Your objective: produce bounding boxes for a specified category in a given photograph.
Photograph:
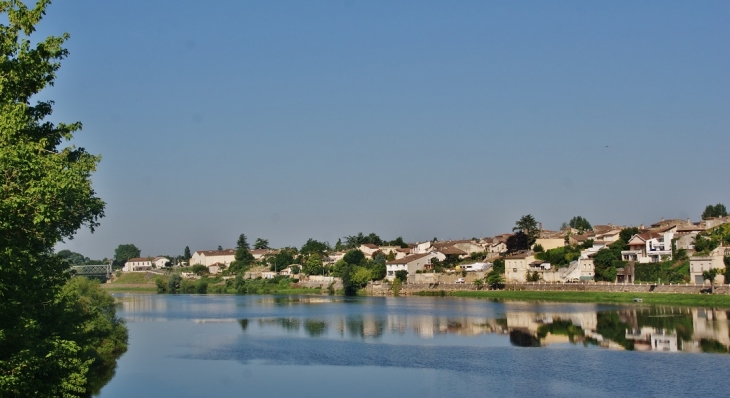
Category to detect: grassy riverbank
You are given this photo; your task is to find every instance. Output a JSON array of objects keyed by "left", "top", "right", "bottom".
[{"left": 437, "top": 290, "right": 730, "bottom": 308}]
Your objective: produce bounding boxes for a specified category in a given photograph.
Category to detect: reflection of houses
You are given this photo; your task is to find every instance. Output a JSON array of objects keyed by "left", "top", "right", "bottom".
[
  {"left": 505, "top": 311, "right": 598, "bottom": 346},
  {"left": 687, "top": 308, "right": 730, "bottom": 353},
  {"left": 625, "top": 326, "right": 678, "bottom": 352}
]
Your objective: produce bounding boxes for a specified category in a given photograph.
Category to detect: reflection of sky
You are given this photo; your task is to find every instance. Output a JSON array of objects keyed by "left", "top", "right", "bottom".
[{"left": 101, "top": 294, "right": 730, "bottom": 398}]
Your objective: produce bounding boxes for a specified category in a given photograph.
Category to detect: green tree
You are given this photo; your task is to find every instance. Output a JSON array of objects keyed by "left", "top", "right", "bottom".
[
  {"left": 485, "top": 270, "right": 505, "bottom": 289},
  {"left": 388, "top": 236, "right": 409, "bottom": 248},
  {"left": 619, "top": 227, "right": 640, "bottom": 246},
  {"left": 168, "top": 274, "right": 182, "bottom": 294},
  {"left": 114, "top": 244, "right": 141, "bottom": 265},
  {"left": 57, "top": 249, "right": 90, "bottom": 265},
  {"left": 702, "top": 203, "right": 728, "bottom": 220},
  {"left": 567, "top": 216, "right": 592, "bottom": 233},
  {"left": 302, "top": 254, "right": 325, "bottom": 276},
  {"left": 254, "top": 238, "right": 270, "bottom": 250},
  {"left": 492, "top": 258, "right": 505, "bottom": 273},
  {"left": 593, "top": 248, "right": 619, "bottom": 282},
  {"left": 184, "top": 246, "right": 191, "bottom": 260},
  {"left": 513, "top": 214, "right": 539, "bottom": 245},
  {"left": 343, "top": 249, "right": 366, "bottom": 266},
  {"left": 341, "top": 264, "right": 357, "bottom": 296},
  {"left": 0, "top": 2, "right": 112, "bottom": 394},
  {"left": 506, "top": 231, "right": 530, "bottom": 253},
  {"left": 394, "top": 270, "right": 409, "bottom": 282},
  {"left": 300, "top": 238, "right": 330, "bottom": 257},
  {"left": 702, "top": 269, "right": 720, "bottom": 293}
]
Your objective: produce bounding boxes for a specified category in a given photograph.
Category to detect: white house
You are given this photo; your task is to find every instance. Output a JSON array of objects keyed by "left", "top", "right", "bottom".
[
  {"left": 689, "top": 246, "right": 728, "bottom": 284},
  {"left": 505, "top": 253, "right": 536, "bottom": 282},
  {"left": 621, "top": 230, "right": 675, "bottom": 263},
  {"left": 385, "top": 253, "right": 441, "bottom": 281},
  {"left": 153, "top": 256, "right": 169, "bottom": 268},
  {"left": 123, "top": 257, "right": 153, "bottom": 272},
  {"left": 190, "top": 249, "right": 236, "bottom": 267}
]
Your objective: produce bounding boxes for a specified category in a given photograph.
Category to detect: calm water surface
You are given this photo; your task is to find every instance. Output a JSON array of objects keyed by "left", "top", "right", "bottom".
[{"left": 99, "top": 294, "right": 730, "bottom": 397}]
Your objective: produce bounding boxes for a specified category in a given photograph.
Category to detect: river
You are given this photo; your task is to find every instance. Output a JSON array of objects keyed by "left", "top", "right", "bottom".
[{"left": 98, "top": 294, "right": 730, "bottom": 397}]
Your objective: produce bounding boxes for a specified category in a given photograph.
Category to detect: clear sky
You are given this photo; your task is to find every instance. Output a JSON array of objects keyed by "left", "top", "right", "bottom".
[{"left": 44, "top": 0, "right": 729, "bottom": 259}]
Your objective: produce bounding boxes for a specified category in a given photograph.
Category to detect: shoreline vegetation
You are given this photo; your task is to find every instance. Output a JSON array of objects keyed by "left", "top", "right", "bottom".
[{"left": 105, "top": 273, "right": 730, "bottom": 308}]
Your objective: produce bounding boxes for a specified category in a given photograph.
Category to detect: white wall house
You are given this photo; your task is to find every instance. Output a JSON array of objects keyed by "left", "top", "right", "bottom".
[
  {"left": 123, "top": 257, "right": 153, "bottom": 272},
  {"left": 621, "top": 231, "right": 675, "bottom": 263},
  {"left": 385, "top": 253, "right": 440, "bottom": 281},
  {"left": 689, "top": 246, "right": 728, "bottom": 284},
  {"left": 153, "top": 256, "right": 169, "bottom": 268},
  {"left": 505, "top": 253, "right": 536, "bottom": 282},
  {"left": 190, "top": 249, "right": 236, "bottom": 267}
]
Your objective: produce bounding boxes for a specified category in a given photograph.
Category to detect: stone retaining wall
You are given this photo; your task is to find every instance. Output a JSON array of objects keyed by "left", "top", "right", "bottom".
[{"left": 365, "top": 281, "right": 730, "bottom": 296}]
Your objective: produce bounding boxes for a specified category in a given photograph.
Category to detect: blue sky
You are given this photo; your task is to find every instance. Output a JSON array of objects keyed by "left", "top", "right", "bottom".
[{"left": 44, "top": 1, "right": 729, "bottom": 259}]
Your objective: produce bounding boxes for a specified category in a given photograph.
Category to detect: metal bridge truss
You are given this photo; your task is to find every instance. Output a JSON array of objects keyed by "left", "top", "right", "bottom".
[{"left": 69, "top": 263, "right": 112, "bottom": 279}]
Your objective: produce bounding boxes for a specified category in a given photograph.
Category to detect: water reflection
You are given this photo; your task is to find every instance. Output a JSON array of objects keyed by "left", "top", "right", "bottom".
[{"left": 239, "top": 307, "right": 730, "bottom": 353}]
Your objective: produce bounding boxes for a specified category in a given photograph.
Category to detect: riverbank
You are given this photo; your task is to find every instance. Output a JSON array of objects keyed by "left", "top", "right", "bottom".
[{"left": 433, "top": 290, "right": 730, "bottom": 308}]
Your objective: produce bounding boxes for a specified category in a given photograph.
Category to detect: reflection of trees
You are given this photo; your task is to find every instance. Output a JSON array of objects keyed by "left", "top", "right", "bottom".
[
  {"left": 596, "top": 312, "right": 634, "bottom": 350},
  {"left": 346, "top": 315, "right": 364, "bottom": 338},
  {"left": 536, "top": 320, "right": 585, "bottom": 344},
  {"left": 304, "top": 319, "right": 327, "bottom": 337},
  {"left": 700, "top": 339, "right": 729, "bottom": 353},
  {"left": 634, "top": 307, "right": 693, "bottom": 342},
  {"left": 239, "top": 319, "right": 249, "bottom": 331},
  {"left": 509, "top": 329, "right": 540, "bottom": 347}
]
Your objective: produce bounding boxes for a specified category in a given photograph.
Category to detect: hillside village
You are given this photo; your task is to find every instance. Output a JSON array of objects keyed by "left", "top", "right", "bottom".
[{"left": 114, "top": 205, "right": 730, "bottom": 290}]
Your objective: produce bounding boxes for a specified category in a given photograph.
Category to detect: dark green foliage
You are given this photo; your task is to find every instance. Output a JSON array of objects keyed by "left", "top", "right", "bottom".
[
  {"left": 267, "top": 247, "right": 297, "bottom": 272},
  {"left": 513, "top": 214, "right": 539, "bottom": 245},
  {"left": 593, "top": 247, "right": 621, "bottom": 282},
  {"left": 634, "top": 260, "right": 689, "bottom": 283},
  {"left": 167, "top": 274, "right": 182, "bottom": 293},
  {"left": 581, "top": 239, "right": 595, "bottom": 249},
  {"left": 619, "top": 228, "right": 640, "bottom": 245},
  {"left": 485, "top": 270, "right": 505, "bottom": 289},
  {"left": 700, "top": 338, "right": 729, "bottom": 353},
  {"left": 184, "top": 246, "right": 191, "bottom": 260},
  {"left": 536, "top": 319, "right": 585, "bottom": 343},
  {"left": 342, "top": 232, "right": 383, "bottom": 249},
  {"left": 192, "top": 264, "right": 208, "bottom": 276},
  {"left": 57, "top": 249, "right": 91, "bottom": 265},
  {"left": 301, "top": 238, "right": 330, "bottom": 256},
  {"left": 254, "top": 238, "right": 270, "bottom": 250},
  {"left": 343, "top": 249, "right": 366, "bottom": 266},
  {"left": 236, "top": 234, "right": 250, "bottom": 250},
  {"left": 389, "top": 236, "right": 409, "bottom": 248},
  {"left": 567, "top": 216, "right": 592, "bottom": 232},
  {"left": 155, "top": 278, "right": 167, "bottom": 293},
  {"left": 341, "top": 264, "right": 357, "bottom": 296},
  {"left": 114, "top": 244, "right": 141, "bottom": 264},
  {"left": 506, "top": 231, "right": 530, "bottom": 253},
  {"left": 493, "top": 258, "right": 505, "bottom": 273},
  {"left": 533, "top": 244, "right": 544, "bottom": 253},
  {"left": 195, "top": 281, "right": 208, "bottom": 294},
  {"left": 526, "top": 271, "right": 541, "bottom": 282},
  {"left": 534, "top": 245, "right": 581, "bottom": 268},
  {"left": 394, "top": 270, "right": 409, "bottom": 282},
  {"left": 702, "top": 203, "right": 728, "bottom": 220},
  {"left": 594, "top": 312, "right": 634, "bottom": 350},
  {"left": 302, "top": 254, "right": 324, "bottom": 276}
]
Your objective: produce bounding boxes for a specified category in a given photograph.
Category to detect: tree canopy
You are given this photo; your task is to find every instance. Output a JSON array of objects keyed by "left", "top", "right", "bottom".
[
  {"left": 114, "top": 244, "right": 141, "bottom": 264},
  {"left": 0, "top": 2, "right": 124, "bottom": 394},
  {"left": 702, "top": 203, "right": 728, "bottom": 220},
  {"left": 567, "top": 216, "right": 592, "bottom": 232},
  {"left": 513, "top": 214, "right": 539, "bottom": 245},
  {"left": 254, "top": 238, "right": 270, "bottom": 250}
]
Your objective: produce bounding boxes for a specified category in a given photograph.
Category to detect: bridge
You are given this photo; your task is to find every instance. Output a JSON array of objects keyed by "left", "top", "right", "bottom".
[{"left": 69, "top": 263, "right": 113, "bottom": 280}]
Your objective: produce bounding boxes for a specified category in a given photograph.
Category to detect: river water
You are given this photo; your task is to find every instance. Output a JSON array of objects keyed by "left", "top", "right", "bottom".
[{"left": 99, "top": 294, "right": 730, "bottom": 397}]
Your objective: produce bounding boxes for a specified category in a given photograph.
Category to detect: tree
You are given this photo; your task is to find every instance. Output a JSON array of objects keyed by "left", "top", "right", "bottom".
[
  {"left": 513, "top": 214, "right": 539, "bottom": 245},
  {"left": 702, "top": 203, "right": 728, "bottom": 220},
  {"left": 702, "top": 269, "right": 720, "bottom": 293},
  {"left": 619, "top": 227, "right": 640, "bottom": 245},
  {"left": 394, "top": 270, "right": 409, "bottom": 283},
  {"left": 567, "top": 216, "right": 592, "bottom": 233},
  {"left": 593, "top": 248, "right": 619, "bottom": 282},
  {"left": 302, "top": 254, "right": 324, "bottom": 276},
  {"left": 485, "top": 270, "right": 505, "bottom": 289},
  {"left": 506, "top": 231, "right": 530, "bottom": 253},
  {"left": 343, "top": 249, "right": 366, "bottom": 266},
  {"left": 254, "top": 238, "right": 270, "bottom": 250},
  {"left": 57, "top": 249, "right": 90, "bottom": 265},
  {"left": 184, "top": 246, "right": 191, "bottom": 260},
  {"left": 389, "top": 236, "right": 409, "bottom": 248},
  {"left": 341, "top": 264, "right": 357, "bottom": 296},
  {"left": 114, "top": 244, "right": 141, "bottom": 265},
  {"left": 0, "top": 2, "right": 120, "bottom": 394},
  {"left": 300, "top": 238, "right": 330, "bottom": 257},
  {"left": 236, "top": 234, "right": 249, "bottom": 250},
  {"left": 217, "top": 245, "right": 223, "bottom": 250}
]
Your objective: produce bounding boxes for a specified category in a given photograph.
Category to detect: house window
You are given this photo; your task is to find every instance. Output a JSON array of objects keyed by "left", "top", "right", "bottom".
[{"left": 513, "top": 268, "right": 517, "bottom": 272}]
